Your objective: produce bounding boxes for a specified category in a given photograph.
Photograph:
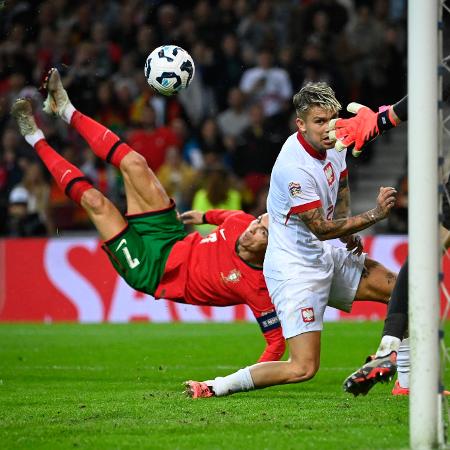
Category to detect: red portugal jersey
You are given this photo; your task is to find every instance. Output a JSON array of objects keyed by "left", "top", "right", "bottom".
[{"left": 154, "top": 210, "right": 285, "bottom": 362}]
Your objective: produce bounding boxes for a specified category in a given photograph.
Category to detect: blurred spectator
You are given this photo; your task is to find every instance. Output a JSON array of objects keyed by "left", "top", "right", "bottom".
[
  {"left": 127, "top": 104, "right": 181, "bottom": 173},
  {"left": 237, "top": 0, "right": 278, "bottom": 62},
  {"left": 307, "top": 10, "right": 334, "bottom": 58},
  {"left": 191, "top": 164, "right": 242, "bottom": 234},
  {"left": 192, "top": 0, "right": 218, "bottom": 45},
  {"left": 0, "top": 24, "right": 30, "bottom": 84},
  {"left": 0, "top": 95, "right": 10, "bottom": 131},
  {"left": 214, "top": 33, "right": 245, "bottom": 109},
  {"left": 95, "top": 80, "right": 129, "bottom": 135},
  {"left": 90, "top": 21, "right": 122, "bottom": 78},
  {"left": 173, "top": 13, "right": 197, "bottom": 51},
  {"left": 70, "top": 4, "right": 94, "bottom": 43},
  {"left": 113, "top": 5, "right": 146, "bottom": 54},
  {"left": 170, "top": 117, "right": 203, "bottom": 170},
  {"left": 4, "top": 73, "right": 27, "bottom": 105},
  {"left": 297, "top": 0, "right": 349, "bottom": 39},
  {"left": 0, "top": 128, "right": 27, "bottom": 233},
  {"left": 376, "top": 23, "right": 407, "bottom": 103},
  {"left": 233, "top": 104, "right": 277, "bottom": 181},
  {"left": 111, "top": 53, "right": 140, "bottom": 100},
  {"left": 1, "top": 128, "right": 27, "bottom": 191},
  {"left": 344, "top": 3, "right": 385, "bottom": 107},
  {"left": 34, "top": 26, "right": 57, "bottom": 82},
  {"left": 130, "top": 79, "right": 168, "bottom": 128},
  {"left": 217, "top": 87, "right": 250, "bottom": 142},
  {"left": 300, "top": 42, "right": 335, "bottom": 87},
  {"left": 215, "top": 0, "right": 240, "bottom": 37},
  {"left": 134, "top": 25, "right": 158, "bottom": 70},
  {"left": 197, "top": 117, "right": 227, "bottom": 166},
  {"left": 157, "top": 146, "right": 198, "bottom": 212},
  {"left": 239, "top": 49, "right": 293, "bottom": 117},
  {"left": 153, "top": 3, "right": 180, "bottom": 43},
  {"left": 6, "top": 160, "right": 52, "bottom": 237},
  {"left": 178, "top": 41, "right": 218, "bottom": 126}
]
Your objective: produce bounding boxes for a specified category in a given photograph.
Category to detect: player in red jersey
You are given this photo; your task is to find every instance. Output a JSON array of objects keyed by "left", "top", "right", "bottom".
[
  {"left": 164, "top": 208, "right": 285, "bottom": 363},
  {"left": 11, "top": 68, "right": 284, "bottom": 363}
]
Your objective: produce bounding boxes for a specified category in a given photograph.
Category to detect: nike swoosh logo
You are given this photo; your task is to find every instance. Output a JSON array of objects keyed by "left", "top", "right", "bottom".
[{"left": 60, "top": 169, "right": 72, "bottom": 183}]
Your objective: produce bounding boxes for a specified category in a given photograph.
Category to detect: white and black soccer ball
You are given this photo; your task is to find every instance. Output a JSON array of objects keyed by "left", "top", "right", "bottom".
[{"left": 144, "top": 45, "right": 195, "bottom": 96}]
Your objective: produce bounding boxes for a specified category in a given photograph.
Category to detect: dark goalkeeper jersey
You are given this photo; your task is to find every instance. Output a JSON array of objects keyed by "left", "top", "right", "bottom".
[{"left": 154, "top": 210, "right": 285, "bottom": 362}]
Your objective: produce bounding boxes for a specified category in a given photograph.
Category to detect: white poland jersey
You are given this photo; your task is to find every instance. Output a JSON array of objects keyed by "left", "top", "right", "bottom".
[{"left": 264, "top": 131, "right": 348, "bottom": 280}]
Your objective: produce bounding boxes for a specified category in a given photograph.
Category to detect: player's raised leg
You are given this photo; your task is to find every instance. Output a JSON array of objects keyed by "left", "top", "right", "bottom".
[
  {"left": 43, "top": 68, "right": 170, "bottom": 215},
  {"left": 11, "top": 98, "right": 126, "bottom": 241}
]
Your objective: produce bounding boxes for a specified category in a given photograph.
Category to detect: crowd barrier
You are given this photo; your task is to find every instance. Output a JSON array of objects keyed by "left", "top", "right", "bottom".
[{"left": 0, "top": 234, "right": 444, "bottom": 323}]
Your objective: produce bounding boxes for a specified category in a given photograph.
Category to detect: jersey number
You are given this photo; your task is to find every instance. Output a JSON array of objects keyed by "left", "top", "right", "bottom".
[
  {"left": 200, "top": 232, "right": 217, "bottom": 243},
  {"left": 116, "top": 238, "right": 140, "bottom": 269},
  {"left": 200, "top": 229, "right": 226, "bottom": 244}
]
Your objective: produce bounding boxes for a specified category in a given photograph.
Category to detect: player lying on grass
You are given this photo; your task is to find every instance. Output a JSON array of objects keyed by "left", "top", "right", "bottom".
[
  {"left": 329, "top": 96, "right": 450, "bottom": 396},
  {"left": 185, "top": 82, "right": 398, "bottom": 399},
  {"left": 11, "top": 68, "right": 285, "bottom": 363}
]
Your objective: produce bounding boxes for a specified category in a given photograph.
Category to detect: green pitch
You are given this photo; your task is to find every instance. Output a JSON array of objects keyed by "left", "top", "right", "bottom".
[{"left": 0, "top": 322, "right": 446, "bottom": 450}]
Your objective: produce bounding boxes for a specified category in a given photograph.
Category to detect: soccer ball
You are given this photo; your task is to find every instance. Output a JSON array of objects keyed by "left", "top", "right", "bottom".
[{"left": 144, "top": 45, "right": 195, "bottom": 96}]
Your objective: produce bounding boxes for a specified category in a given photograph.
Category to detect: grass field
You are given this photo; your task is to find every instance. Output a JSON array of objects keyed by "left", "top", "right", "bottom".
[{"left": 0, "top": 321, "right": 445, "bottom": 450}]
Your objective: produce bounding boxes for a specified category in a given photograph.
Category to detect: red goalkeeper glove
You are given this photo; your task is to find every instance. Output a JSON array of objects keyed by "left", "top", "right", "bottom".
[{"left": 328, "top": 102, "right": 398, "bottom": 157}]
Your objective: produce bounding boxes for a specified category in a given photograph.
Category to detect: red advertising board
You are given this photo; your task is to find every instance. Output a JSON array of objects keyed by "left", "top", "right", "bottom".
[{"left": 0, "top": 235, "right": 446, "bottom": 323}]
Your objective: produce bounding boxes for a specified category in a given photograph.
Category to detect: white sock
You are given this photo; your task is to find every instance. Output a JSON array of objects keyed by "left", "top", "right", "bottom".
[
  {"left": 61, "top": 103, "right": 76, "bottom": 124},
  {"left": 25, "top": 129, "right": 45, "bottom": 147},
  {"left": 376, "top": 335, "right": 401, "bottom": 358},
  {"left": 397, "top": 338, "right": 410, "bottom": 389},
  {"left": 207, "top": 367, "right": 255, "bottom": 397}
]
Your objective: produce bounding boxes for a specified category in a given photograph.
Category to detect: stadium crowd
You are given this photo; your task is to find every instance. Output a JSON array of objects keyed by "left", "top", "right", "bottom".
[{"left": 0, "top": 0, "right": 407, "bottom": 236}]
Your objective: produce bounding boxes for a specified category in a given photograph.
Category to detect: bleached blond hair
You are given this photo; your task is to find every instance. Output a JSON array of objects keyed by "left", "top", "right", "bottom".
[{"left": 293, "top": 82, "right": 341, "bottom": 119}]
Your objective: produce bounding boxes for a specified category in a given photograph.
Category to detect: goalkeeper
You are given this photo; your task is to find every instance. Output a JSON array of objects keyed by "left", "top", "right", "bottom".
[
  {"left": 329, "top": 96, "right": 450, "bottom": 396},
  {"left": 11, "top": 68, "right": 285, "bottom": 364}
]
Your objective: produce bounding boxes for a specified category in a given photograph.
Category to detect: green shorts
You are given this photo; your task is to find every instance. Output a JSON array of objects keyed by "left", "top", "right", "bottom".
[{"left": 102, "top": 205, "right": 187, "bottom": 295}]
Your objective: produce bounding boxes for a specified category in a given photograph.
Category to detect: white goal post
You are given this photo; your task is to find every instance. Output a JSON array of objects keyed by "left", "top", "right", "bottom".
[{"left": 408, "top": 0, "right": 441, "bottom": 448}]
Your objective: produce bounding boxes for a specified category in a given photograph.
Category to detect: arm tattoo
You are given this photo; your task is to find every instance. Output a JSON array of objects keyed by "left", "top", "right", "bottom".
[
  {"left": 334, "top": 177, "right": 351, "bottom": 219},
  {"left": 299, "top": 207, "right": 380, "bottom": 241}
]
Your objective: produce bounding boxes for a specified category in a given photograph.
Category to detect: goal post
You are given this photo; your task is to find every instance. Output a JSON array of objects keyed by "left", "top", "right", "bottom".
[{"left": 408, "top": 0, "right": 441, "bottom": 448}]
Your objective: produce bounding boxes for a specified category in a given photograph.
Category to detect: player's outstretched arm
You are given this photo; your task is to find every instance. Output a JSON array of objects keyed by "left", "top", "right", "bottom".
[
  {"left": 253, "top": 309, "right": 286, "bottom": 362},
  {"left": 299, "top": 187, "right": 397, "bottom": 241},
  {"left": 179, "top": 210, "right": 205, "bottom": 225},
  {"left": 180, "top": 209, "right": 242, "bottom": 226},
  {"left": 257, "top": 327, "right": 286, "bottom": 362},
  {"left": 328, "top": 96, "right": 406, "bottom": 156}
]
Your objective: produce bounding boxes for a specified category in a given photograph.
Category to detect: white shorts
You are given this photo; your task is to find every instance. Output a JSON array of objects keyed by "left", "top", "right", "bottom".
[{"left": 265, "top": 243, "right": 365, "bottom": 339}]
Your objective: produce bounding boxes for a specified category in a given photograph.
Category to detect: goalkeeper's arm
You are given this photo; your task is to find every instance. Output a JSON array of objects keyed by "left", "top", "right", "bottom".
[
  {"left": 392, "top": 95, "right": 407, "bottom": 122},
  {"left": 328, "top": 95, "right": 407, "bottom": 156}
]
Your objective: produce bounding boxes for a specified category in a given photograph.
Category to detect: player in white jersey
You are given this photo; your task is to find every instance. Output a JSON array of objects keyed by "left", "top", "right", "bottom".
[{"left": 185, "top": 82, "right": 398, "bottom": 399}]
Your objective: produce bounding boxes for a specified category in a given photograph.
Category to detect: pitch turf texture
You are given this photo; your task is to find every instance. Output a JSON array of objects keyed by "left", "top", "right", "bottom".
[{"left": 1, "top": 322, "right": 447, "bottom": 450}]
